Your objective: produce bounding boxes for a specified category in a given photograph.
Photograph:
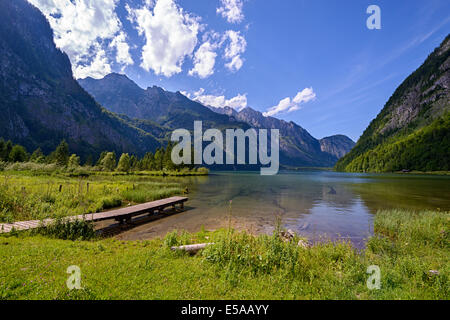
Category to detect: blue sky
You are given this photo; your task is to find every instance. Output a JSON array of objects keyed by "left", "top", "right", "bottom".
[{"left": 29, "top": 0, "right": 450, "bottom": 141}]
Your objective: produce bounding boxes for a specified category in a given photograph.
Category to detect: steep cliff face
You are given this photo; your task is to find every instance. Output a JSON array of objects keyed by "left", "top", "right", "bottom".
[
  {"left": 320, "top": 135, "right": 356, "bottom": 159},
  {"left": 336, "top": 35, "right": 450, "bottom": 172},
  {"left": 0, "top": 0, "right": 160, "bottom": 157}
]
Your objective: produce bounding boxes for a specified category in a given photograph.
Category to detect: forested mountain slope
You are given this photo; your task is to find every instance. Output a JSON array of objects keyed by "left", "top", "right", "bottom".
[
  {"left": 336, "top": 35, "right": 450, "bottom": 172},
  {"left": 0, "top": 0, "right": 160, "bottom": 159}
]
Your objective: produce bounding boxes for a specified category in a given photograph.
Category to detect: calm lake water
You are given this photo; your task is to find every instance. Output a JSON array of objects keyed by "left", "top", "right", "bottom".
[{"left": 116, "top": 171, "right": 450, "bottom": 247}]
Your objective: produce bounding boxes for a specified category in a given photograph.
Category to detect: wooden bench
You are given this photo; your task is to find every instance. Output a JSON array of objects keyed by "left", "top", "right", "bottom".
[{"left": 0, "top": 196, "right": 188, "bottom": 233}]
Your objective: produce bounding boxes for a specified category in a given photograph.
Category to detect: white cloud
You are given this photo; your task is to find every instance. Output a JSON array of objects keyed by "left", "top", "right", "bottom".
[
  {"left": 189, "top": 41, "right": 218, "bottom": 79},
  {"left": 263, "top": 88, "right": 316, "bottom": 117},
  {"left": 182, "top": 88, "right": 247, "bottom": 111},
  {"left": 28, "top": 0, "right": 133, "bottom": 79},
  {"left": 293, "top": 88, "right": 317, "bottom": 104},
  {"left": 75, "top": 46, "right": 112, "bottom": 79},
  {"left": 127, "top": 0, "right": 201, "bottom": 77},
  {"left": 223, "top": 30, "right": 247, "bottom": 72},
  {"left": 109, "top": 31, "right": 133, "bottom": 66},
  {"left": 217, "top": 0, "right": 244, "bottom": 24}
]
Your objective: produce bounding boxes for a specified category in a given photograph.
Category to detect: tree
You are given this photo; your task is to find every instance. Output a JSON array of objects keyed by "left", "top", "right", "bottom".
[
  {"left": 116, "top": 153, "right": 131, "bottom": 172},
  {"left": 100, "top": 152, "right": 116, "bottom": 171},
  {"left": 84, "top": 154, "right": 94, "bottom": 166},
  {"left": 30, "top": 148, "right": 45, "bottom": 163},
  {"left": 129, "top": 155, "right": 138, "bottom": 170},
  {"left": 163, "top": 141, "right": 175, "bottom": 170},
  {"left": 0, "top": 139, "right": 5, "bottom": 161},
  {"left": 96, "top": 151, "right": 107, "bottom": 166},
  {"left": 51, "top": 140, "right": 69, "bottom": 166},
  {"left": 154, "top": 148, "right": 163, "bottom": 171},
  {"left": 141, "top": 152, "right": 155, "bottom": 170},
  {"left": 9, "top": 145, "right": 28, "bottom": 162},
  {"left": 68, "top": 154, "right": 80, "bottom": 168},
  {"left": 0, "top": 140, "right": 13, "bottom": 162}
]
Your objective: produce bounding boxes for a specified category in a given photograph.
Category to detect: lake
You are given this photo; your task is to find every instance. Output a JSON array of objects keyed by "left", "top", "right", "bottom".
[{"left": 116, "top": 171, "right": 450, "bottom": 247}]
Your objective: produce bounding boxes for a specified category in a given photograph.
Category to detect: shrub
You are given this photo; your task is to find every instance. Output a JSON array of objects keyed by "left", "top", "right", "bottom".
[
  {"left": 203, "top": 228, "right": 303, "bottom": 275},
  {"left": 33, "top": 218, "right": 96, "bottom": 241},
  {"left": 95, "top": 196, "right": 122, "bottom": 212},
  {"left": 5, "top": 162, "right": 59, "bottom": 173},
  {"left": 163, "top": 230, "right": 193, "bottom": 249}
]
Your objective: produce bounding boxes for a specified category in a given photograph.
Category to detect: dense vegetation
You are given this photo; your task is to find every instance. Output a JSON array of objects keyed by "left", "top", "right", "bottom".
[
  {"left": 0, "top": 172, "right": 188, "bottom": 223},
  {"left": 0, "top": 209, "right": 448, "bottom": 299},
  {"left": 336, "top": 35, "right": 450, "bottom": 173},
  {"left": 337, "top": 113, "right": 450, "bottom": 172},
  {"left": 0, "top": 139, "right": 207, "bottom": 223},
  {"left": 0, "top": 138, "right": 204, "bottom": 173}
]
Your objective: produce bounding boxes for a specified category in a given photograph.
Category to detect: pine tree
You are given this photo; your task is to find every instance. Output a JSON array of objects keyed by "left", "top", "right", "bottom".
[
  {"left": 142, "top": 152, "right": 155, "bottom": 170},
  {"left": 0, "top": 140, "right": 13, "bottom": 162},
  {"left": 51, "top": 140, "right": 69, "bottom": 166},
  {"left": 163, "top": 141, "right": 175, "bottom": 170},
  {"left": 154, "top": 148, "right": 163, "bottom": 171},
  {"left": 0, "top": 139, "right": 5, "bottom": 161}
]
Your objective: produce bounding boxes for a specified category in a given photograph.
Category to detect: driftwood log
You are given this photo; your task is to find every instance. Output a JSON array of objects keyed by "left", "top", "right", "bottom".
[{"left": 171, "top": 243, "right": 214, "bottom": 253}]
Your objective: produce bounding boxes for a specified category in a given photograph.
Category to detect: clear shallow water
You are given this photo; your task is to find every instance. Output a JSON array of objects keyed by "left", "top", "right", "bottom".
[{"left": 116, "top": 171, "right": 450, "bottom": 247}]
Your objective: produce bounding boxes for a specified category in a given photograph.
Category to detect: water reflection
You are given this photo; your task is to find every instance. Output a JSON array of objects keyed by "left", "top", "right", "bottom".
[{"left": 116, "top": 171, "right": 450, "bottom": 247}]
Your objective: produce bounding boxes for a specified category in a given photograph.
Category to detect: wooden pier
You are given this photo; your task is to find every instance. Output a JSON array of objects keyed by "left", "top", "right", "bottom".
[{"left": 0, "top": 196, "right": 188, "bottom": 234}]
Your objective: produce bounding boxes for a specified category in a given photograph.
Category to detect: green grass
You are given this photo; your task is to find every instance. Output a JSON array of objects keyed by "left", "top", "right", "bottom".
[
  {"left": 0, "top": 209, "right": 448, "bottom": 300},
  {"left": 1, "top": 162, "right": 209, "bottom": 177},
  {"left": 0, "top": 171, "right": 185, "bottom": 223}
]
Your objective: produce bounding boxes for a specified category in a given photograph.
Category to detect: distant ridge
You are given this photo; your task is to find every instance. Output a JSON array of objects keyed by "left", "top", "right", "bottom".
[
  {"left": 209, "top": 105, "right": 355, "bottom": 166},
  {"left": 81, "top": 74, "right": 355, "bottom": 167}
]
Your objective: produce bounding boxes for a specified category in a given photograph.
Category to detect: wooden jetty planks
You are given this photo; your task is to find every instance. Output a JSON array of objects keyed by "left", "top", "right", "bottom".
[{"left": 0, "top": 196, "right": 188, "bottom": 233}]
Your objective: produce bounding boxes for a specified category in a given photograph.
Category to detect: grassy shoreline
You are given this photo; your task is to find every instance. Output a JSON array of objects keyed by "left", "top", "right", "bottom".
[
  {"left": 0, "top": 170, "right": 196, "bottom": 223},
  {"left": 0, "top": 209, "right": 448, "bottom": 300},
  {"left": 0, "top": 170, "right": 448, "bottom": 299}
]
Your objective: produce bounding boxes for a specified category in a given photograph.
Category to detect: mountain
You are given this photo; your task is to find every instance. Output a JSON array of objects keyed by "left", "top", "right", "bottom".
[
  {"left": 319, "top": 135, "right": 356, "bottom": 159},
  {"left": 0, "top": 0, "right": 161, "bottom": 158},
  {"left": 81, "top": 74, "right": 355, "bottom": 167},
  {"left": 79, "top": 73, "right": 246, "bottom": 132},
  {"left": 210, "top": 106, "right": 355, "bottom": 166},
  {"left": 336, "top": 35, "right": 450, "bottom": 172}
]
